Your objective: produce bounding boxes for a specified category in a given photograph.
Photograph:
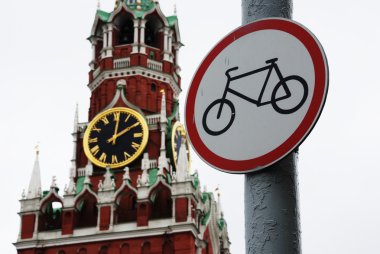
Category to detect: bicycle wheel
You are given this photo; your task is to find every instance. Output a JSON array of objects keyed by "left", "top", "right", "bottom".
[
  {"left": 271, "top": 75, "right": 308, "bottom": 114},
  {"left": 202, "top": 99, "right": 235, "bottom": 136}
]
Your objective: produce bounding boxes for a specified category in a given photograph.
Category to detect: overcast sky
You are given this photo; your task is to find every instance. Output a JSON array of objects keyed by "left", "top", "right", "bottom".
[{"left": 1, "top": 0, "right": 380, "bottom": 253}]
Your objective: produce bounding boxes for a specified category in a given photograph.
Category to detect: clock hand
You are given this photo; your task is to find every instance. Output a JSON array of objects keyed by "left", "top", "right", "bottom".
[
  {"left": 112, "top": 115, "right": 120, "bottom": 145},
  {"left": 107, "top": 122, "right": 139, "bottom": 143}
]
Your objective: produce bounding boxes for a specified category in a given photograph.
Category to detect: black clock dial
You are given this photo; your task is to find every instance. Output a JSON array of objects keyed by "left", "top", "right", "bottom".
[{"left": 83, "top": 108, "right": 148, "bottom": 168}]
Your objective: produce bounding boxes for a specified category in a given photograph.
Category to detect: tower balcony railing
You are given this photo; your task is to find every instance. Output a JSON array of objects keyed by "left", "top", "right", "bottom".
[
  {"left": 147, "top": 59, "right": 162, "bottom": 72},
  {"left": 149, "top": 159, "right": 158, "bottom": 168},
  {"left": 146, "top": 114, "right": 161, "bottom": 125},
  {"left": 114, "top": 57, "right": 131, "bottom": 69}
]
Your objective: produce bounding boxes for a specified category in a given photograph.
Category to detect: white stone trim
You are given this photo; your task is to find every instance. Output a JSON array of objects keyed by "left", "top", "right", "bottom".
[
  {"left": 15, "top": 221, "right": 198, "bottom": 250},
  {"left": 87, "top": 66, "right": 181, "bottom": 99},
  {"left": 114, "top": 57, "right": 131, "bottom": 69},
  {"left": 147, "top": 58, "right": 162, "bottom": 71},
  {"left": 139, "top": 19, "right": 147, "bottom": 54}
]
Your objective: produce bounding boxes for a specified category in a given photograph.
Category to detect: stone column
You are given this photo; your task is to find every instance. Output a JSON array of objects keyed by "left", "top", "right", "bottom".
[
  {"left": 139, "top": 19, "right": 147, "bottom": 54},
  {"left": 163, "top": 27, "right": 170, "bottom": 61},
  {"left": 102, "top": 24, "right": 108, "bottom": 58},
  {"left": 132, "top": 19, "right": 139, "bottom": 53}
]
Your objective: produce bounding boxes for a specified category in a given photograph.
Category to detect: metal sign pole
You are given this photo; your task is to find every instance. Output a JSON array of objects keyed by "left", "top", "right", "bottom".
[{"left": 242, "top": 1, "right": 302, "bottom": 253}]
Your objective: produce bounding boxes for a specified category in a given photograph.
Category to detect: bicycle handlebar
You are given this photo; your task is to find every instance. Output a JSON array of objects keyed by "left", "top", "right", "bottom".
[
  {"left": 265, "top": 58, "right": 278, "bottom": 64},
  {"left": 225, "top": 67, "right": 239, "bottom": 77}
]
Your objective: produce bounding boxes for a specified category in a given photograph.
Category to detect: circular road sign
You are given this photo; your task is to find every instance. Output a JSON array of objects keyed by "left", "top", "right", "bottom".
[{"left": 185, "top": 18, "right": 328, "bottom": 174}]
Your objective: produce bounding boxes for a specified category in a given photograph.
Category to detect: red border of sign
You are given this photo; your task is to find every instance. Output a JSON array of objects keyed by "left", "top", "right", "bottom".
[{"left": 185, "top": 18, "right": 328, "bottom": 173}]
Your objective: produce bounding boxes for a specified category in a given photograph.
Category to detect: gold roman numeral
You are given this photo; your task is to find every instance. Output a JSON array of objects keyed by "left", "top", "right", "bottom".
[
  {"left": 124, "top": 152, "right": 131, "bottom": 160},
  {"left": 124, "top": 113, "right": 131, "bottom": 123},
  {"left": 101, "top": 116, "right": 109, "bottom": 125},
  {"left": 90, "top": 145, "right": 100, "bottom": 156},
  {"left": 113, "top": 112, "right": 120, "bottom": 122},
  {"left": 112, "top": 155, "right": 118, "bottom": 164},
  {"left": 89, "top": 137, "right": 98, "bottom": 143},
  {"left": 134, "top": 132, "right": 143, "bottom": 138},
  {"left": 92, "top": 126, "right": 101, "bottom": 133},
  {"left": 131, "top": 142, "right": 140, "bottom": 150},
  {"left": 99, "top": 152, "right": 107, "bottom": 162}
]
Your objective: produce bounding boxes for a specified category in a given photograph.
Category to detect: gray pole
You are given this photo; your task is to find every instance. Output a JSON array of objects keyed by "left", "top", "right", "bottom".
[{"left": 242, "top": 1, "right": 301, "bottom": 254}]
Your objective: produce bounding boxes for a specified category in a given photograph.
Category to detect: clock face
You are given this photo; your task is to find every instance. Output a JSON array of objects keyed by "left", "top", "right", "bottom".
[
  {"left": 83, "top": 107, "right": 149, "bottom": 168},
  {"left": 171, "top": 122, "right": 190, "bottom": 170}
]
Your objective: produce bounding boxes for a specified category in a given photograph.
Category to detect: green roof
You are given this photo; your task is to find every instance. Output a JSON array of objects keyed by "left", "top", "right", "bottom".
[
  {"left": 96, "top": 2, "right": 178, "bottom": 27},
  {"left": 122, "top": 0, "right": 156, "bottom": 18},
  {"left": 192, "top": 173, "right": 199, "bottom": 189},
  {"left": 218, "top": 218, "right": 226, "bottom": 230},
  {"left": 97, "top": 9, "right": 111, "bottom": 22},
  {"left": 201, "top": 192, "right": 212, "bottom": 225},
  {"left": 166, "top": 16, "right": 178, "bottom": 27},
  {"left": 149, "top": 168, "right": 159, "bottom": 186},
  {"left": 148, "top": 168, "right": 172, "bottom": 186},
  {"left": 76, "top": 176, "right": 85, "bottom": 194}
]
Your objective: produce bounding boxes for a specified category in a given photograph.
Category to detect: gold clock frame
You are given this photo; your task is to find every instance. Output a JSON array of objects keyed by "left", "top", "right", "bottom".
[
  {"left": 170, "top": 121, "right": 191, "bottom": 170},
  {"left": 83, "top": 107, "right": 149, "bottom": 169}
]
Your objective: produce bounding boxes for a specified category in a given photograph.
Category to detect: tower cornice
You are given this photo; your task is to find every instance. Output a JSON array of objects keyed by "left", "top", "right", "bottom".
[{"left": 88, "top": 66, "right": 181, "bottom": 99}]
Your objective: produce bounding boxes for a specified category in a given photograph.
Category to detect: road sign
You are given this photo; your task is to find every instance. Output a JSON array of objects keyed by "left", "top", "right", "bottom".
[{"left": 185, "top": 18, "right": 328, "bottom": 173}]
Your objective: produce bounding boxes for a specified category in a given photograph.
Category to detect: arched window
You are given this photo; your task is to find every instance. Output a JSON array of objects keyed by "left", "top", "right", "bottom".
[
  {"left": 150, "top": 186, "right": 172, "bottom": 219},
  {"left": 149, "top": 51, "right": 155, "bottom": 60},
  {"left": 151, "top": 83, "right": 156, "bottom": 92},
  {"left": 75, "top": 192, "right": 98, "bottom": 228},
  {"left": 115, "top": 14, "right": 134, "bottom": 45},
  {"left": 39, "top": 200, "right": 63, "bottom": 231},
  {"left": 115, "top": 190, "right": 137, "bottom": 223},
  {"left": 145, "top": 15, "right": 163, "bottom": 48},
  {"left": 99, "top": 245, "right": 108, "bottom": 254},
  {"left": 142, "top": 242, "right": 151, "bottom": 254},
  {"left": 119, "top": 20, "right": 134, "bottom": 44}
]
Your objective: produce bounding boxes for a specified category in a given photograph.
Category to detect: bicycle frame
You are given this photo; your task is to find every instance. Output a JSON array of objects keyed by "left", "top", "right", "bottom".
[{"left": 216, "top": 58, "right": 291, "bottom": 118}]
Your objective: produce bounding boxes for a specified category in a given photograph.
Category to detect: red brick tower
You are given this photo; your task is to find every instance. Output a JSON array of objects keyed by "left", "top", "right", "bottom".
[{"left": 15, "top": 1, "right": 231, "bottom": 253}]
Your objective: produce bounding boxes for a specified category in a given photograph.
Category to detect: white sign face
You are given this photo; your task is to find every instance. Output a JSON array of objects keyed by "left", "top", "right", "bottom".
[{"left": 185, "top": 18, "right": 328, "bottom": 173}]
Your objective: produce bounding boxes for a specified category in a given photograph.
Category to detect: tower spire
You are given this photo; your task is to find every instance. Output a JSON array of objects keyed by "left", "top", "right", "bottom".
[
  {"left": 114, "top": 0, "right": 119, "bottom": 10},
  {"left": 158, "top": 90, "right": 169, "bottom": 174},
  {"left": 176, "top": 137, "right": 189, "bottom": 182},
  {"left": 68, "top": 104, "right": 78, "bottom": 194},
  {"left": 27, "top": 146, "right": 42, "bottom": 199},
  {"left": 216, "top": 187, "right": 223, "bottom": 219},
  {"left": 73, "top": 103, "right": 79, "bottom": 133}
]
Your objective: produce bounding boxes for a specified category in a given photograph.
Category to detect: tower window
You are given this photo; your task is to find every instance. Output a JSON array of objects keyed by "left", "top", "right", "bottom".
[
  {"left": 115, "top": 15, "right": 134, "bottom": 45},
  {"left": 151, "top": 84, "right": 156, "bottom": 92},
  {"left": 99, "top": 246, "right": 108, "bottom": 254},
  {"left": 150, "top": 51, "right": 155, "bottom": 60}
]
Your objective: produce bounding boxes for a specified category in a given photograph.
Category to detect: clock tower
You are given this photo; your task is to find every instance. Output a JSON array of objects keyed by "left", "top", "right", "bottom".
[{"left": 15, "top": 1, "right": 231, "bottom": 253}]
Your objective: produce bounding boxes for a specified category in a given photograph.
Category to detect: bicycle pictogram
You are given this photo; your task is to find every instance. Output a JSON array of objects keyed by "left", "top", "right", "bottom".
[{"left": 202, "top": 58, "right": 309, "bottom": 136}]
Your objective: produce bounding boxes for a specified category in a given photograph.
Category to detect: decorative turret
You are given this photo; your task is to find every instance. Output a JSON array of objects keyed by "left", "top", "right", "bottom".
[
  {"left": 158, "top": 89, "right": 169, "bottom": 174},
  {"left": 26, "top": 147, "right": 42, "bottom": 199},
  {"left": 176, "top": 137, "right": 190, "bottom": 182}
]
